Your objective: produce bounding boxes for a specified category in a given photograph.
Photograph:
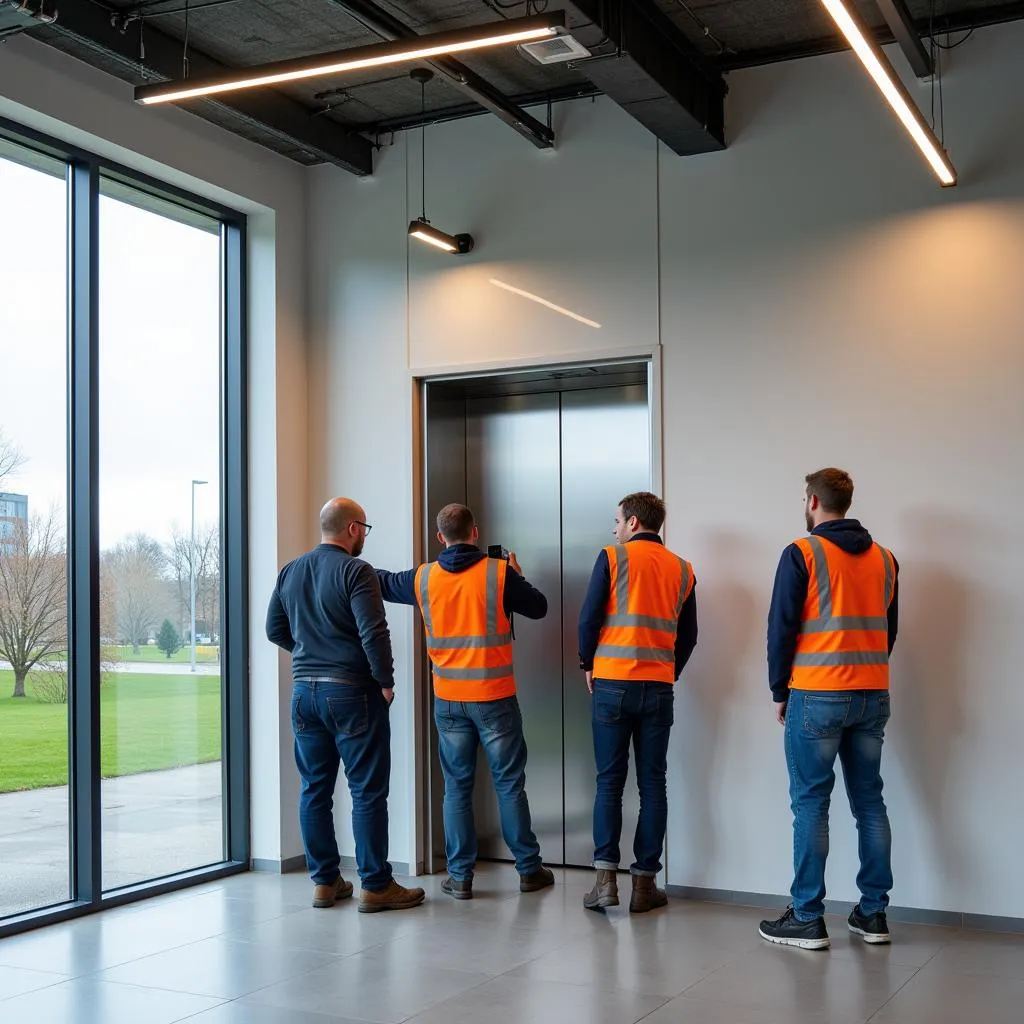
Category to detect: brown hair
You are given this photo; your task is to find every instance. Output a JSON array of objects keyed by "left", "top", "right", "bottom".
[
  {"left": 620, "top": 491, "right": 666, "bottom": 533},
  {"left": 436, "top": 503, "right": 476, "bottom": 543},
  {"left": 805, "top": 468, "right": 854, "bottom": 515}
]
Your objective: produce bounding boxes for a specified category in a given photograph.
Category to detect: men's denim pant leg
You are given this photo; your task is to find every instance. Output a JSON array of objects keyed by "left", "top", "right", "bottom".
[
  {"left": 592, "top": 679, "right": 674, "bottom": 877},
  {"left": 435, "top": 696, "right": 542, "bottom": 880},
  {"left": 292, "top": 679, "right": 393, "bottom": 892},
  {"left": 786, "top": 688, "right": 892, "bottom": 921}
]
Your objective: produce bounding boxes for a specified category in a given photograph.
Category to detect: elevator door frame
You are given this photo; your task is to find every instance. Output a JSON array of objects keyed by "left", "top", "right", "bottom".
[{"left": 411, "top": 351, "right": 664, "bottom": 877}]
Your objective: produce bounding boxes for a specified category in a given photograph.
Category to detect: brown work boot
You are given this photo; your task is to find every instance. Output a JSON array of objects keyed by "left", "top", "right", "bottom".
[
  {"left": 519, "top": 865, "right": 555, "bottom": 893},
  {"left": 312, "top": 875, "right": 353, "bottom": 908},
  {"left": 630, "top": 874, "right": 668, "bottom": 914},
  {"left": 358, "top": 879, "right": 426, "bottom": 913},
  {"left": 583, "top": 869, "right": 619, "bottom": 911}
]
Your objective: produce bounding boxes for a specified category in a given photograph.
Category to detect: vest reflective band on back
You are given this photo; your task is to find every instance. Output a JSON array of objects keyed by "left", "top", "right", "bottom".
[
  {"left": 414, "top": 557, "right": 515, "bottom": 702},
  {"left": 790, "top": 536, "right": 895, "bottom": 693},
  {"left": 593, "top": 541, "right": 693, "bottom": 684}
]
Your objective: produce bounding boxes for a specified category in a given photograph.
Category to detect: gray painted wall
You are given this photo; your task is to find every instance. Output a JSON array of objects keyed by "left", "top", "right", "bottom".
[{"left": 307, "top": 23, "right": 1024, "bottom": 917}]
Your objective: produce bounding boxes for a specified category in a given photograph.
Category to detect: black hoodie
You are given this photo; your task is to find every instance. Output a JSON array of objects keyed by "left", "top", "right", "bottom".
[{"left": 767, "top": 519, "right": 899, "bottom": 703}]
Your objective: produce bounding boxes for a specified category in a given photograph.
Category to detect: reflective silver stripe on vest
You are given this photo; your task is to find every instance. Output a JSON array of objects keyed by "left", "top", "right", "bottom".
[
  {"left": 807, "top": 536, "right": 833, "bottom": 619},
  {"left": 604, "top": 613, "right": 677, "bottom": 632},
  {"left": 486, "top": 556, "right": 499, "bottom": 637},
  {"left": 595, "top": 644, "right": 674, "bottom": 664},
  {"left": 800, "top": 616, "right": 889, "bottom": 634},
  {"left": 792, "top": 650, "right": 888, "bottom": 667},
  {"left": 675, "top": 557, "right": 691, "bottom": 617},
  {"left": 881, "top": 545, "right": 894, "bottom": 608},
  {"left": 431, "top": 664, "right": 513, "bottom": 681},
  {"left": 427, "top": 633, "right": 513, "bottom": 650},
  {"left": 613, "top": 545, "right": 630, "bottom": 613},
  {"left": 418, "top": 564, "right": 434, "bottom": 638}
]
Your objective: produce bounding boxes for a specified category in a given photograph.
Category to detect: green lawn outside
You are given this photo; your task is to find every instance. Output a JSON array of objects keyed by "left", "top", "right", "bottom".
[
  {"left": 0, "top": 671, "right": 222, "bottom": 793},
  {"left": 110, "top": 645, "right": 220, "bottom": 664}
]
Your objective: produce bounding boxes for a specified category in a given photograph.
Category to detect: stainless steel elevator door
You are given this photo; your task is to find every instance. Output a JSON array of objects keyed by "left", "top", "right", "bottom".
[
  {"left": 455, "top": 383, "right": 651, "bottom": 868},
  {"left": 560, "top": 385, "right": 651, "bottom": 866},
  {"left": 465, "top": 393, "right": 564, "bottom": 862}
]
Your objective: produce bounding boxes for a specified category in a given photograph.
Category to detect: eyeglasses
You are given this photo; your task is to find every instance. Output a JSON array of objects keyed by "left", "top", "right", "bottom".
[{"left": 355, "top": 521, "right": 373, "bottom": 533}]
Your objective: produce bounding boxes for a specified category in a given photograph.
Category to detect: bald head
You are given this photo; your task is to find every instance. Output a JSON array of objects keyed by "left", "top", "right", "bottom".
[{"left": 320, "top": 497, "right": 367, "bottom": 552}]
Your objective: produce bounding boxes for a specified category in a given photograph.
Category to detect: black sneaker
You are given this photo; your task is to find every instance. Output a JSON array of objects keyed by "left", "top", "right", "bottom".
[
  {"left": 848, "top": 904, "right": 890, "bottom": 944},
  {"left": 759, "top": 906, "right": 831, "bottom": 949},
  {"left": 441, "top": 876, "right": 473, "bottom": 901}
]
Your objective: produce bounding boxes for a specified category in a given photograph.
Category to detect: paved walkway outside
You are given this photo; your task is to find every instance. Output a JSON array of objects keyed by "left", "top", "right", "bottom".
[
  {"left": 0, "top": 763, "right": 223, "bottom": 919},
  {"left": 0, "top": 660, "right": 220, "bottom": 677}
]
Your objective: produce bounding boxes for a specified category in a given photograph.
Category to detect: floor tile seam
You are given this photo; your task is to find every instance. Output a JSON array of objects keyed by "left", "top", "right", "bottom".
[
  {"left": 119, "top": 947, "right": 360, "bottom": 1003},
  {"left": 0, "top": 973, "right": 75, "bottom": 1003},
  {"left": 622, "top": 994, "right": 676, "bottom": 1024},
  {"left": 395, "top": 969, "right": 583, "bottom": 1024},
  {"left": 859, "top": 960, "right": 927, "bottom": 1023},
  {"left": 0, "top": 962, "right": 74, "bottom": 980}
]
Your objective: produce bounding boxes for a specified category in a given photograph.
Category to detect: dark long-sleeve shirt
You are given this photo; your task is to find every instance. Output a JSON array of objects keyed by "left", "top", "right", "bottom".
[
  {"left": 376, "top": 543, "right": 548, "bottom": 619},
  {"left": 266, "top": 543, "right": 394, "bottom": 688},
  {"left": 577, "top": 533, "right": 698, "bottom": 680},
  {"left": 767, "top": 519, "right": 899, "bottom": 703}
]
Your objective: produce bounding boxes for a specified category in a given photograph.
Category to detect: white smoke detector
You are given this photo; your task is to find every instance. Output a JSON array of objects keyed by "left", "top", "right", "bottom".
[{"left": 519, "top": 33, "right": 591, "bottom": 65}]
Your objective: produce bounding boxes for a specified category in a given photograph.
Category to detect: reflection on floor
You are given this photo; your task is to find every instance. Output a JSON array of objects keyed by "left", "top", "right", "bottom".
[{"left": 0, "top": 863, "right": 1022, "bottom": 1023}]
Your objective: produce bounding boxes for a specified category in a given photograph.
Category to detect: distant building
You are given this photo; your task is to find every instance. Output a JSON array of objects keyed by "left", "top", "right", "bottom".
[{"left": 0, "top": 492, "right": 28, "bottom": 555}]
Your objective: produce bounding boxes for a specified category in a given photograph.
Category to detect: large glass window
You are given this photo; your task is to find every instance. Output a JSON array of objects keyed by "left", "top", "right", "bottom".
[
  {"left": 98, "top": 182, "right": 224, "bottom": 890},
  {"left": 0, "top": 142, "right": 70, "bottom": 918},
  {"left": 0, "top": 122, "right": 247, "bottom": 933}
]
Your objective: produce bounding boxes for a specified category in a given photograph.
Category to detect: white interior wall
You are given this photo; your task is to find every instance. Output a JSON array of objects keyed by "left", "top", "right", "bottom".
[
  {"left": 308, "top": 23, "right": 1024, "bottom": 917},
  {"left": 0, "top": 36, "right": 309, "bottom": 868}
]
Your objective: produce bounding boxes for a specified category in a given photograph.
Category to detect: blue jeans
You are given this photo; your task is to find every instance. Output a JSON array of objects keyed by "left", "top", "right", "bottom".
[
  {"left": 291, "top": 679, "right": 393, "bottom": 892},
  {"left": 592, "top": 678, "right": 674, "bottom": 876},
  {"left": 785, "top": 688, "right": 893, "bottom": 921},
  {"left": 434, "top": 695, "right": 542, "bottom": 881}
]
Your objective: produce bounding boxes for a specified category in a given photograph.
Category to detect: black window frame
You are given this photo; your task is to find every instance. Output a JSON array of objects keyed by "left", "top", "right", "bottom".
[{"left": 0, "top": 114, "right": 249, "bottom": 937}]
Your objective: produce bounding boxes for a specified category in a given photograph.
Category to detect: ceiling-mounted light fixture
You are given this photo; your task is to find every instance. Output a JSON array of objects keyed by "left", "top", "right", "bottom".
[
  {"left": 407, "top": 68, "right": 474, "bottom": 256},
  {"left": 821, "top": 0, "right": 956, "bottom": 186},
  {"left": 135, "top": 11, "right": 564, "bottom": 105},
  {"left": 409, "top": 219, "right": 475, "bottom": 254}
]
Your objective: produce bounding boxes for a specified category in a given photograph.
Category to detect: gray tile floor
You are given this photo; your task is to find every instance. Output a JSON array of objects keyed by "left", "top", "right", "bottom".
[{"left": 0, "top": 864, "right": 1021, "bottom": 1024}]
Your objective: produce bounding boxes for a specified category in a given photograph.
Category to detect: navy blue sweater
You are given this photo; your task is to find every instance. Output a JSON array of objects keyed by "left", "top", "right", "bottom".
[
  {"left": 266, "top": 543, "right": 394, "bottom": 688},
  {"left": 376, "top": 544, "right": 548, "bottom": 619},
  {"left": 767, "top": 519, "right": 899, "bottom": 703},
  {"left": 577, "top": 533, "right": 698, "bottom": 680}
]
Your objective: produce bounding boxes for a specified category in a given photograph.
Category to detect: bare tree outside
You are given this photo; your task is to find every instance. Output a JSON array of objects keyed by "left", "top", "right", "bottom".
[
  {"left": 102, "top": 533, "right": 168, "bottom": 653},
  {"left": 167, "top": 522, "right": 220, "bottom": 640},
  {"left": 0, "top": 509, "right": 66, "bottom": 698},
  {"left": 0, "top": 429, "right": 24, "bottom": 488}
]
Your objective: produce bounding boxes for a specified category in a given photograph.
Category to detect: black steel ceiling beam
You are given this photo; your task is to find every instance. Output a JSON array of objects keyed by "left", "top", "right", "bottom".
[
  {"left": 326, "top": 0, "right": 554, "bottom": 149},
  {"left": 35, "top": 1, "right": 373, "bottom": 174},
  {"left": 562, "top": 0, "right": 726, "bottom": 155},
  {"left": 875, "top": 0, "right": 933, "bottom": 78},
  {"left": 721, "top": 2, "right": 1024, "bottom": 71},
  {"left": 361, "top": 83, "right": 600, "bottom": 135}
]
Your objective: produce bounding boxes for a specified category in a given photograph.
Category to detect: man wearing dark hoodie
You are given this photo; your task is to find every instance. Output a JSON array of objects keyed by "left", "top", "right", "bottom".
[
  {"left": 759, "top": 468, "right": 899, "bottom": 950},
  {"left": 376, "top": 503, "right": 554, "bottom": 899}
]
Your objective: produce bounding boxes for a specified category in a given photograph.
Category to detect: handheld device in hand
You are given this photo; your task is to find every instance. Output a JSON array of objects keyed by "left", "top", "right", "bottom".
[{"left": 487, "top": 544, "right": 509, "bottom": 561}]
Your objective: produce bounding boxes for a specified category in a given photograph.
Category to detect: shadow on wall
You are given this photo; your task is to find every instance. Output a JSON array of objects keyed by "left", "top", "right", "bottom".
[
  {"left": 671, "top": 530, "right": 761, "bottom": 883},
  {"left": 889, "top": 510, "right": 970, "bottom": 896}
]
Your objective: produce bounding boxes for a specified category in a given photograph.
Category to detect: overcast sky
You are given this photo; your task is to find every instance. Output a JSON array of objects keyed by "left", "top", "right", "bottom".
[{"left": 0, "top": 151, "right": 221, "bottom": 550}]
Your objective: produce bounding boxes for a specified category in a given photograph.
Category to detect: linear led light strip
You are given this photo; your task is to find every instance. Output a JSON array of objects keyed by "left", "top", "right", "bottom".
[
  {"left": 822, "top": 0, "right": 956, "bottom": 186},
  {"left": 490, "top": 278, "right": 602, "bottom": 329},
  {"left": 135, "top": 13, "right": 564, "bottom": 105},
  {"left": 411, "top": 227, "right": 458, "bottom": 253}
]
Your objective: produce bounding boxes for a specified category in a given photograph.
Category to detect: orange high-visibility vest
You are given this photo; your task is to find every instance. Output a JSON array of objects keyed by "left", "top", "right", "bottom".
[
  {"left": 790, "top": 536, "right": 896, "bottom": 692},
  {"left": 592, "top": 541, "right": 694, "bottom": 684},
  {"left": 414, "top": 558, "right": 515, "bottom": 702}
]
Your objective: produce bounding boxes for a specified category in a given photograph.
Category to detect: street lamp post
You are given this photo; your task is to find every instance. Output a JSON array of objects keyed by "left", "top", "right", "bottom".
[{"left": 190, "top": 479, "right": 208, "bottom": 673}]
